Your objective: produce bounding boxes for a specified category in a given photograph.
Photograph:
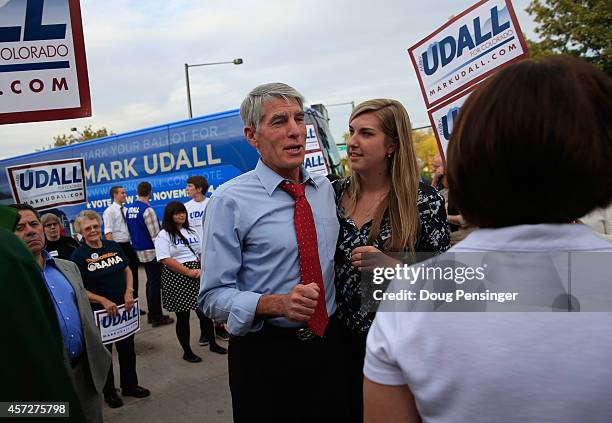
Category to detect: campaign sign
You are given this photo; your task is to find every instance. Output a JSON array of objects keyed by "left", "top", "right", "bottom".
[
  {"left": 94, "top": 299, "right": 140, "bottom": 345},
  {"left": 304, "top": 123, "right": 329, "bottom": 176},
  {"left": 7, "top": 157, "right": 87, "bottom": 210},
  {"left": 427, "top": 85, "right": 478, "bottom": 161},
  {"left": 408, "top": 0, "right": 528, "bottom": 108},
  {"left": 304, "top": 151, "right": 328, "bottom": 176},
  {"left": 306, "top": 124, "right": 320, "bottom": 151},
  {"left": 0, "top": 0, "right": 91, "bottom": 124}
]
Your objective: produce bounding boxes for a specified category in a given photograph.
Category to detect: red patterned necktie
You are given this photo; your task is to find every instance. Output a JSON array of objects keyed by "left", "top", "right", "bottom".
[{"left": 281, "top": 182, "right": 329, "bottom": 337}]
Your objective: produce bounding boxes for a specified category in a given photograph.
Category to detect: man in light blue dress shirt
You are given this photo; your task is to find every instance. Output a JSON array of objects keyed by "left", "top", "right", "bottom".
[{"left": 198, "top": 83, "right": 345, "bottom": 422}]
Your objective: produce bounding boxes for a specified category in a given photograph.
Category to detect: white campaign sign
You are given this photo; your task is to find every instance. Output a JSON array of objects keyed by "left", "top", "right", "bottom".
[
  {"left": 303, "top": 123, "right": 329, "bottom": 176},
  {"left": 427, "top": 85, "right": 477, "bottom": 161},
  {"left": 408, "top": 0, "right": 528, "bottom": 108},
  {"left": 6, "top": 157, "right": 87, "bottom": 210},
  {"left": 304, "top": 151, "right": 328, "bottom": 176},
  {"left": 0, "top": 0, "right": 91, "bottom": 124},
  {"left": 94, "top": 299, "right": 141, "bottom": 345},
  {"left": 305, "top": 124, "right": 320, "bottom": 151}
]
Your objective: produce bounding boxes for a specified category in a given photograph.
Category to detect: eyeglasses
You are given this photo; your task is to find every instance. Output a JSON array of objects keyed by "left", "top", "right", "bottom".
[
  {"left": 82, "top": 225, "right": 100, "bottom": 233},
  {"left": 44, "top": 222, "right": 60, "bottom": 228}
]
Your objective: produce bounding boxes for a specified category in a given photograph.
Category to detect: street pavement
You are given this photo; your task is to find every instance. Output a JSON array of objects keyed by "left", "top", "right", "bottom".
[{"left": 103, "top": 268, "right": 232, "bottom": 423}]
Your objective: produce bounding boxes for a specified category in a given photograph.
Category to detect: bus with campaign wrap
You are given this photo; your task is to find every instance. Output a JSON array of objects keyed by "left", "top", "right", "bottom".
[{"left": 0, "top": 106, "right": 344, "bottom": 234}]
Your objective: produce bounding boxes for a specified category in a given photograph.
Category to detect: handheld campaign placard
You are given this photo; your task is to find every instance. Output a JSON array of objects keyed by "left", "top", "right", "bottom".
[
  {"left": 0, "top": 0, "right": 91, "bottom": 124},
  {"left": 408, "top": 0, "right": 528, "bottom": 108},
  {"left": 427, "top": 85, "right": 478, "bottom": 161},
  {"left": 94, "top": 299, "right": 141, "bottom": 345},
  {"left": 6, "top": 157, "right": 87, "bottom": 210},
  {"left": 304, "top": 123, "right": 329, "bottom": 176}
]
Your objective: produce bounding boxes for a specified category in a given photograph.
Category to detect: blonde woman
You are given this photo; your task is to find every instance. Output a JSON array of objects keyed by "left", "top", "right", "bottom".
[{"left": 333, "top": 99, "right": 450, "bottom": 422}]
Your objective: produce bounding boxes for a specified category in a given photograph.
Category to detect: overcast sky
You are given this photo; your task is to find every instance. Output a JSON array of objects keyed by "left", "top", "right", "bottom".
[{"left": 0, "top": 0, "right": 538, "bottom": 159}]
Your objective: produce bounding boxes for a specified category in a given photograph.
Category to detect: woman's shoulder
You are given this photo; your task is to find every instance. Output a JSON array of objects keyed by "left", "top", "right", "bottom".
[
  {"left": 332, "top": 176, "right": 350, "bottom": 202},
  {"left": 417, "top": 181, "right": 439, "bottom": 198},
  {"left": 70, "top": 243, "right": 89, "bottom": 260},
  {"left": 181, "top": 226, "right": 197, "bottom": 236},
  {"left": 156, "top": 229, "right": 171, "bottom": 241},
  {"left": 61, "top": 235, "right": 80, "bottom": 246},
  {"left": 417, "top": 182, "right": 444, "bottom": 209}
]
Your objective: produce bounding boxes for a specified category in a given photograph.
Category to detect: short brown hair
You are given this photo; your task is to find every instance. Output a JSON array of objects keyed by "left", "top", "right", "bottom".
[
  {"left": 9, "top": 203, "right": 40, "bottom": 221},
  {"left": 447, "top": 55, "right": 612, "bottom": 228},
  {"left": 109, "top": 186, "right": 124, "bottom": 200},
  {"left": 187, "top": 176, "right": 209, "bottom": 193},
  {"left": 137, "top": 181, "right": 152, "bottom": 197}
]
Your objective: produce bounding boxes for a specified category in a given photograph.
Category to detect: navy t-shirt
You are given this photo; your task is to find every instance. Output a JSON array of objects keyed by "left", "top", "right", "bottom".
[
  {"left": 46, "top": 236, "right": 80, "bottom": 260},
  {"left": 71, "top": 239, "right": 129, "bottom": 310}
]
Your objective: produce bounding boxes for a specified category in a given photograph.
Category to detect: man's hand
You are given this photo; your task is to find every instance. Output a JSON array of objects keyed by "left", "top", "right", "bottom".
[
  {"left": 124, "top": 290, "right": 135, "bottom": 312},
  {"left": 282, "top": 283, "right": 319, "bottom": 322},
  {"left": 101, "top": 298, "right": 118, "bottom": 317}
]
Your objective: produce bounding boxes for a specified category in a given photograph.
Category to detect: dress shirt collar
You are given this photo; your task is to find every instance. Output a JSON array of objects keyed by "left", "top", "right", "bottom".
[
  {"left": 41, "top": 249, "right": 58, "bottom": 270},
  {"left": 255, "top": 159, "right": 319, "bottom": 196},
  {"left": 454, "top": 223, "right": 612, "bottom": 252}
]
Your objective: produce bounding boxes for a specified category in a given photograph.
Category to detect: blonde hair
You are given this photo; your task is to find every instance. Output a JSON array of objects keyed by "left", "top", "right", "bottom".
[
  {"left": 74, "top": 210, "right": 102, "bottom": 234},
  {"left": 347, "top": 99, "right": 420, "bottom": 252}
]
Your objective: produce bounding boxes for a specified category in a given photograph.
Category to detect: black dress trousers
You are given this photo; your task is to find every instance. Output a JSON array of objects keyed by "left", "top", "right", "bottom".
[{"left": 228, "top": 316, "right": 348, "bottom": 423}]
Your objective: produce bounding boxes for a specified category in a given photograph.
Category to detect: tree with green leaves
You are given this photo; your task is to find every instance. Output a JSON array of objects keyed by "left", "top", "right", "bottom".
[
  {"left": 526, "top": 0, "right": 611, "bottom": 75},
  {"left": 52, "top": 125, "right": 115, "bottom": 147}
]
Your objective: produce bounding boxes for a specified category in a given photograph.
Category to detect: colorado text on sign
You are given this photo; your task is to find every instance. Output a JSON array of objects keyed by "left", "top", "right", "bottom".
[{"left": 0, "top": 0, "right": 90, "bottom": 124}]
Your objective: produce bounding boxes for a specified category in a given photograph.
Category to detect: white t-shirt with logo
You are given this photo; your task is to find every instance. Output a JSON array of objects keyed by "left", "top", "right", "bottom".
[
  {"left": 154, "top": 228, "right": 201, "bottom": 264},
  {"left": 185, "top": 198, "right": 209, "bottom": 241}
]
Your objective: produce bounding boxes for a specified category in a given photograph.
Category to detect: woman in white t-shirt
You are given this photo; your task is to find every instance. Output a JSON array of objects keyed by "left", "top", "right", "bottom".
[
  {"left": 154, "top": 201, "right": 227, "bottom": 363},
  {"left": 364, "top": 57, "right": 612, "bottom": 422}
]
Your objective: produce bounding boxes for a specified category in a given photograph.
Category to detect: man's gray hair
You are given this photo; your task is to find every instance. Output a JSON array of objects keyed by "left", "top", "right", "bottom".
[{"left": 240, "top": 82, "right": 305, "bottom": 129}]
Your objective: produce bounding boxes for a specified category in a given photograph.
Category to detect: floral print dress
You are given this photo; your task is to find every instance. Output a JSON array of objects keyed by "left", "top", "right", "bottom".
[{"left": 332, "top": 177, "right": 451, "bottom": 334}]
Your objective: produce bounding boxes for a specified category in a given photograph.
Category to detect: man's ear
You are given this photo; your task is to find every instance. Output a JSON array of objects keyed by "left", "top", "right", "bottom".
[{"left": 244, "top": 127, "right": 257, "bottom": 149}]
